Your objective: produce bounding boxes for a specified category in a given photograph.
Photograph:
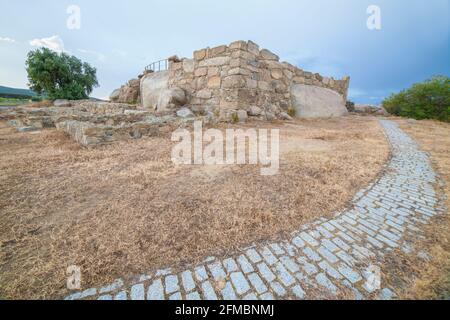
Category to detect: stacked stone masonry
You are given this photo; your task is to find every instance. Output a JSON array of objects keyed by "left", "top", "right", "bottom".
[
  {"left": 167, "top": 40, "right": 350, "bottom": 121},
  {"left": 4, "top": 101, "right": 181, "bottom": 146}
]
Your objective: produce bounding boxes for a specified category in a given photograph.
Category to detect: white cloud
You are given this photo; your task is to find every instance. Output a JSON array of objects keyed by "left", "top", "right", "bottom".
[
  {"left": 0, "top": 37, "right": 16, "bottom": 43},
  {"left": 77, "top": 49, "right": 106, "bottom": 62},
  {"left": 29, "top": 35, "right": 65, "bottom": 53}
]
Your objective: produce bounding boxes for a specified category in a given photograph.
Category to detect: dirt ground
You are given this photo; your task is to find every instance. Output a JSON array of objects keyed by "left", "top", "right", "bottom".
[
  {"left": 0, "top": 115, "right": 389, "bottom": 299},
  {"left": 383, "top": 118, "right": 450, "bottom": 299}
]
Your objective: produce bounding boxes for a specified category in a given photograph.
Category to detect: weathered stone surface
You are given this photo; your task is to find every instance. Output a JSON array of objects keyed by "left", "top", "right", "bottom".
[
  {"left": 223, "top": 75, "right": 246, "bottom": 89},
  {"left": 279, "top": 112, "right": 293, "bottom": 120},
  {"left": 209, "top": 45, "right": 227, "bottom": 57},
  {"left": 194, "top": 67, "right": 208, "bottom": 77},
  {"left": 207, "top": 76, "right": 221, "bottom": 88},
  {"left": 110, "top": 77, "right": 141, "bottom": 104},
  {"left": 260, "top": 49, "right": 279, "bottom": 61},
  {"left": 228, "top": 68, "right": 251, "bottom": 76},
  {"left": 263, "top": 111, "right": 276, "bottom": 121},
  {"left": 54, "top": 99, "right": 71, "bottom": 108},
  {"left": 110, "top": 89, "right": 121, "bottom": 102},
  {"left": 194, "top": 49, "right": 207, "bottom": 61},
  {"left": 119, "top": 86, "right": 139, "bottom": 104},
  {"left": 158, "top": 88, "right": 187, "bottom": 109},
  {"left": 196, "top": 89, "right": 212, "bottom": 100},
  {"left": 138, "top": 70, "right": 153, "bottom": 79},
  {"left": 292, "top": 77, "right": 305, "bottom": 84},
  {"left": 140, "top": 71, "right": 170, "bottom": 111},
  {"left": 207, "top": 67, "right": 220, "bottom": 77},
  {"left": 290, "top": 84, "right": 348, "bottom": 118},
  {"left": 229, "top": 58, "right": 246, "bottom": 68},
  {"left": 271, "top": 80, "right": 287, "bottom": 93},
  {"left": 56, "top": 116, "right": 168, "bottom": 146},
  {"left": 229, "top": 40, "right": 247, "bottom": 51},
  {"left": 248, "top": 106, "right": 262, "bottom": 116},
  {"left": 128, "top": 79, "right": 140, "bottom": 87},
  {"left": 176, "top": 107, "right": 194, "bottom": 118},
  {"left": 247, "top": 41, "right": 260, "bottom": 55},
  {"left": 258, "top": 81, "right": 272, "bottom": 91},
  {"left": 199, "top": 56, "right": 231, "bottom": 67},
  {"left": 182, "top": 59, "right": 195, "bottom": 73},
  {"left": 231, "top": 50, "right": 256, "bottom": 61},
  {"left": 171, "top": 62, "right": 182, "bottom": 71},
  {"left": 271, "top": 69, "right": 283, "bottom": 80},
  {"left": 283, "top": 69, "right": 294, "bottom": 79},
  {"left": 246, "top": 79, "right": 257, "bottom": 89},
  {"left": 237, "top": 110, "right": 248, "bottom": 123}
]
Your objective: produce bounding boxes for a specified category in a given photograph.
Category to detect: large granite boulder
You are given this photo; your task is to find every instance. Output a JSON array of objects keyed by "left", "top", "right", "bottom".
[
  {"left": 290, "top": 84, "right": 348, "bottom": 118},
  {"left": 140, "top": 71, "right": 170, "bottom": 111},
  {"left": 140, "top": 71, "right": 186, "bottom": 112},
  {"left": 158, "top": 88, "right": 187, "bottom": 109}
]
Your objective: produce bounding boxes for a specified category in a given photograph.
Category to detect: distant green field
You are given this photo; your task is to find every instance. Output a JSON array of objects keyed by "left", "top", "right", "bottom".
[{"left": 0, "top": 97, "right": 30, "bottom": 106}]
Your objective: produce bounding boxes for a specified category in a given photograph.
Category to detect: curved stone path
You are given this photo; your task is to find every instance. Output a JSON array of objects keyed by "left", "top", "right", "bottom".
[{"left": 65, "top": 120, "right": 444, "bottom": 300}]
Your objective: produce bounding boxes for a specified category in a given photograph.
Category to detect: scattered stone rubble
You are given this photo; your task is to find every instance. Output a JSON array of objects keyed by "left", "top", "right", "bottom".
[
  {"left": 2, "top": 100, "right": 190, "bottom": 146},
  {"left": 353, "top": 104, "right": 389, "bottom": 116}
]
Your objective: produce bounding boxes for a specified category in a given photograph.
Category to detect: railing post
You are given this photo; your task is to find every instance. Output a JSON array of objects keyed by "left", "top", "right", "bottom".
[{"left": 144, "top": 58, "right": 169, "bottom": 73}]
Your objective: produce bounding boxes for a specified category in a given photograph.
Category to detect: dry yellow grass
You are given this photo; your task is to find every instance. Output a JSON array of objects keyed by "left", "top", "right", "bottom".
[
  {"left": 0, "top": 115, "right": 389, "bottom": 299},
  {"left": 384, "top": 118, "right": 450, "bottom": 299}
]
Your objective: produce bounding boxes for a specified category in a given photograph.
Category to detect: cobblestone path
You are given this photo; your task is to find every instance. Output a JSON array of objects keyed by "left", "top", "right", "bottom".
[{"left": 65, "top": 120, "right": 444, "bottom": 300}]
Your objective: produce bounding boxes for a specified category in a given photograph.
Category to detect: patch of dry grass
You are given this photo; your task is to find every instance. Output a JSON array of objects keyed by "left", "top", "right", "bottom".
[
  {"left": 385, "top": 118, "right": 450, "bottom": 299},
  {"left": 0, "top": 116, "right": 389, "bottom": 299}
]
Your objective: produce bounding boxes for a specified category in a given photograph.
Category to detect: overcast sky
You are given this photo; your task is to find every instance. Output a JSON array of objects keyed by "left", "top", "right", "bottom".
[{"left": 0, "top": 0, "right": 448, "bottom": 103}]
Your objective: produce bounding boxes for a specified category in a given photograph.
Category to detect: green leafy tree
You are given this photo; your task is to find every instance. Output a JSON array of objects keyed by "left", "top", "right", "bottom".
[
  {"left": 25, "top": 48, "right": 99, "bottom": 100},
  {"left": 382, "top": 76, "right": 450, "bottom": 122}
]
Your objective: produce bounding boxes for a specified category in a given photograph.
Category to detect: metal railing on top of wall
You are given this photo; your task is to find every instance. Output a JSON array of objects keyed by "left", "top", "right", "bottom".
[{"left": 144, "top": 59, "right": 169, "bottom": 73}]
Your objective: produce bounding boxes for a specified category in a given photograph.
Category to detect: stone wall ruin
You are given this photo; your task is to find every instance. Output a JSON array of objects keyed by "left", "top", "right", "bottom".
[
  {"left": 3, "top": 41, "right": 352, "bottom": 146},
  {"left": 137, "top": 40, "right": 350, "bottom": 121}
]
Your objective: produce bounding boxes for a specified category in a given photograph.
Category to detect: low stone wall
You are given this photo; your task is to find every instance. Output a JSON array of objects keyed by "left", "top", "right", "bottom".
[
  {"left": 3, "top": 100, "right": 185, "bottom": 146},
  {"left": 291, "top": 84, "right": 348, "bottom": 118},
  {"left": 167, "top": 40, "right": 350, "bottom": 121},
  {"left": 4, "top": 101, "right": 139, "bottom": 132},
  {"left": 56, "top": 120, "right": 162, "bottom": 146}
]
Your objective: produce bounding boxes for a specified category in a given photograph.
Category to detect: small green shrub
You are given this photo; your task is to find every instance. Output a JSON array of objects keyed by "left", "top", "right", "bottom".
[
  {"left": 382, "top": 75, "right": 450, "bottom": 122},
  {"left": 25, "top": 47, "right": 99, "bottom": 100}
]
